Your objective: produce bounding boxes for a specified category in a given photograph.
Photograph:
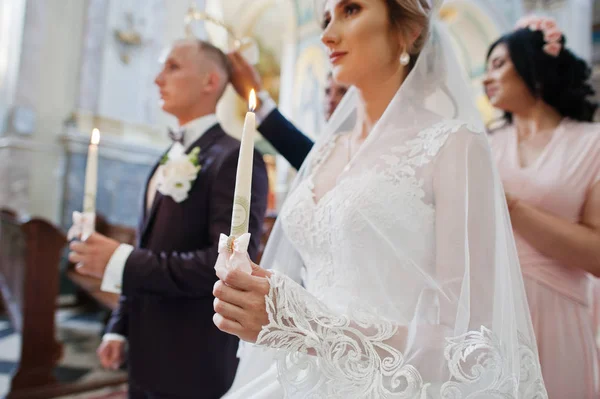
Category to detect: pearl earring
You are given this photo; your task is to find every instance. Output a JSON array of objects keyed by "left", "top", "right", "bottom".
[{"left": 400, "top": 51, "right": 410, "bottom": 66}]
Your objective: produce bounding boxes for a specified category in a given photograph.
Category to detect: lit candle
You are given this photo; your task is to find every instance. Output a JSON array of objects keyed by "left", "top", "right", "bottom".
[
  {"left": 83, "top": 128, "right": 100, "bottom": 213},
  {"left": 230, "top": 89, "right": 257, "bottom": 237}
]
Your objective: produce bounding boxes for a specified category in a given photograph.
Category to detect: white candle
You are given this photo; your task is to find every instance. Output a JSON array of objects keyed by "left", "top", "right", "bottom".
[
  {"left": 83, "top": 128, "right": 100, "bottom": 213},
  {"left": 230, "top": 89, "right": 257, "bottom": 236}
]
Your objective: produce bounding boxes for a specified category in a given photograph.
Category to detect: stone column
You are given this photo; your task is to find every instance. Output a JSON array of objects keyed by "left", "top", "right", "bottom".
[
  {"left": 77, "top": 0, "right": 110, "bottom": 116},
  {"left": 0, "top": 0, "right": 27, "bottom": 135},
  {"left": 0, "top": 0, "right": 49, "bottom": 216}
]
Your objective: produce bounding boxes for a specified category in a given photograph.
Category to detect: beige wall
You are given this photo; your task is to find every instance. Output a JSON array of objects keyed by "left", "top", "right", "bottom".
[{"left": 5, "top": 0, "right": 208, "bottom": 223}]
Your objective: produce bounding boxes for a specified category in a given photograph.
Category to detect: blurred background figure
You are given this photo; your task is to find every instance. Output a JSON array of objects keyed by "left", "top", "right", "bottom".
[
  {"left": 485, "top": 16, "right": 600, "bottom": 399},
  {"left": 324, "top": 71, "right": 349, "bottom": 122}
]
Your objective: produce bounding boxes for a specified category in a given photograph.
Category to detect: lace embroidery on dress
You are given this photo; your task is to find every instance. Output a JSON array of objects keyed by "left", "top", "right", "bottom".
[
  {"left": 259, "top": 121, "right": 546, "bottom": 398},
  {"left": 259, "top": 273, "right": 546, "bottom": 399}
]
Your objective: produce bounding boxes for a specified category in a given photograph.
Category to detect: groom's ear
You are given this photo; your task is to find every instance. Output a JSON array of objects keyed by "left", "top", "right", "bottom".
[{"left": 201, "top": 69, "right": 225, "bottom": 95}]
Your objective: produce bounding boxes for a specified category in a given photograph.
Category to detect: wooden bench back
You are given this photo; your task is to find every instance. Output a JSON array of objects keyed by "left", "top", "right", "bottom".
[{"left": 0, "top": 209, "right": 66, "bottom": 393}]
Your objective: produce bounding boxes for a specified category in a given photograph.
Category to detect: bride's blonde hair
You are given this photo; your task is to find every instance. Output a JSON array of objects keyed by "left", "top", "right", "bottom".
[
  {"left": 387, "top": 0, "right": 431, "bottom": 60},
  {"left": 315, "top": 0, "right": 432, "bottom": 69}
]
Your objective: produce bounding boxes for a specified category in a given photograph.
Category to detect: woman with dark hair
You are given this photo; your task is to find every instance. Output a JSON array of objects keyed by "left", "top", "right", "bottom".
[{"left": 485, "top": 16, "right": 600, "bottom": 399}]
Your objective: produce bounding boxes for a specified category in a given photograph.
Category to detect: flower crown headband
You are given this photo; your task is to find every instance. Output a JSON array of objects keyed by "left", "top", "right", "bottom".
[{"left": 514, "top": 15, "right": 563, "bottom": 57}]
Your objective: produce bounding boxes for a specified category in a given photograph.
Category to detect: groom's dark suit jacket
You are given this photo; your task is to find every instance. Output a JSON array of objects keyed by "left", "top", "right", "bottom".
[{"left": 105, "top": 123, "right": 269, "bottom": 398}]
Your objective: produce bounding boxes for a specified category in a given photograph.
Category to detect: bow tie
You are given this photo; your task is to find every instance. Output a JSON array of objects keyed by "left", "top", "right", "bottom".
[{"left": 168, "top": 128, "right": 185, "bottom": 144}]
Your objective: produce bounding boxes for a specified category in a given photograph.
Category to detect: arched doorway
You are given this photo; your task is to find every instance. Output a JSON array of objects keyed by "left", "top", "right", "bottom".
[{"left": 440, "top": 0, "right": 504, "bottom": 127}]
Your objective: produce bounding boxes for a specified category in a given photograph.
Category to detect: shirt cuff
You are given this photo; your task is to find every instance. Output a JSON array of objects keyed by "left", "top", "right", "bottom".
[
  {"left": 102, "top": 333, "right": 127, "bottom": 342},
  {"left": 255, "top": 90, "right": 276, "bottom": 126},
  {"left": 100, "top": 244, "right": 134, "bottom": 294}
]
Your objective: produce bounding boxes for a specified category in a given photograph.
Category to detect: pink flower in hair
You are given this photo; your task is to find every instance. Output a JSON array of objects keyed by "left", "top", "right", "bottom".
[
  {"left": 544, "top": 28, "right": 562, "bottom": 44},
  {"left": 514, "top": 15, "right": 563, "bottom": 57},
  {"left": 540, "top": 18, "right": 557, "bottom": 31},
  {"left": 543, "top": 42, "right": 562, "bottom": 57}
]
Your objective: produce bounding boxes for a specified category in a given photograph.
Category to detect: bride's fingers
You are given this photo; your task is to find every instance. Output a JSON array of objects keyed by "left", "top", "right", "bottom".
[
  {"left": 213, "top": 280, "right": 247, "bottom": 307},
  {"left": 250, "top": 262, "right": 271, "bottom": 279},
  {"left": 219, "top": 268, "right": 257, "bottom": 291},
  {"left": 213, "top": 297, "right": 245, "bottom": 322},
  {"left": 213, "top": 313, "right": 243, "bottom": 337},
  {"left": 215, "top": 267, "right": 246, "bottom": 289}
]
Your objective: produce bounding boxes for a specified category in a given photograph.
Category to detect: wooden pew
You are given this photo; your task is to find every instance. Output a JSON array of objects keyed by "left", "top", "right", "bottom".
[
  {"left": 0, "top": 210, "right": 66, "bottom": 397},
  {"left": 0, "top": 210, "right": 127, "bottom": 398}
]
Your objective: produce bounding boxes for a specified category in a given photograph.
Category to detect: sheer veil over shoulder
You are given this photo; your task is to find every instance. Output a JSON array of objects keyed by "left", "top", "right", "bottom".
[{"left": 223, "top": 1, "right": 547, "bottom": 397}]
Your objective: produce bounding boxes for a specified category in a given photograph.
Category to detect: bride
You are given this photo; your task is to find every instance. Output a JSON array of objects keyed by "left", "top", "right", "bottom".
[{"left": 213, "top": 0, "right": 548, "bottom": 397}]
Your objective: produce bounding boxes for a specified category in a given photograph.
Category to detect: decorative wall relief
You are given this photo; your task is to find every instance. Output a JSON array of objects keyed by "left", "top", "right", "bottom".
[{"left": 113, "top": 12, "right": 145, "bottom": 64}]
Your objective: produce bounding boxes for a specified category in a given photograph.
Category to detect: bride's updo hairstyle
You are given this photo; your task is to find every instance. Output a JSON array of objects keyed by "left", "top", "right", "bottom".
[{"left": 385, "top": 0, "right": 431, "bottom": 69}]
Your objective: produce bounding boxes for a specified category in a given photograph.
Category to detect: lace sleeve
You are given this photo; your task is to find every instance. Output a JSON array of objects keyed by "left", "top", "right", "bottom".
[
  {"left": 254, "top": 127, "right": 546, "bottom": 399},
  {"left": 257, "top": 271, "right": 421, "bottom": 397}
]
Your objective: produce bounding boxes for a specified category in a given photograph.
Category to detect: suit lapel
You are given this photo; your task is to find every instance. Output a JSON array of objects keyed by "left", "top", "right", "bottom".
[
  {"left": 139, "top": 124, "right": 224, "bottom": 247},
  {"left": 138, "top": 145, "right": 169, "bottom": 247},
  {"left": 142, "top": 158, "right": 164, "bottom": 222},
  {"left": 184, "top": 123, "right": 222, "bottom": 156}
]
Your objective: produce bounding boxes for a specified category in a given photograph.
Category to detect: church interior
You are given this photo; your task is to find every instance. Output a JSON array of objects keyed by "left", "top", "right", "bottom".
[{"left": 0, "top": 0, "right": 598, "bottom": 398}]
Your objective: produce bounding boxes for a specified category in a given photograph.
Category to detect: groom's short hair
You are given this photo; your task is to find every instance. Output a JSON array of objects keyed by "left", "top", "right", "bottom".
[{"left": 196, "top": 39, "right": 232, "bottom": 100}]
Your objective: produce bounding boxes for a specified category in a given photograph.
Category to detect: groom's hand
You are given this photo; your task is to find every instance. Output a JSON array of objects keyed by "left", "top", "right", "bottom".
[
  {"left": 69, "top": 232, "right": 120, "bottom": 279},
  {"left": 97, "top": 339, "right": 125, "bottom": 370}
]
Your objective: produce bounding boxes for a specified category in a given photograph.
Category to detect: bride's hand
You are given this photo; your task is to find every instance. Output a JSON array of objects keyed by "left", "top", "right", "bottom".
[{"left": 213, "top": 263, "right": 272, "bottom": 343}]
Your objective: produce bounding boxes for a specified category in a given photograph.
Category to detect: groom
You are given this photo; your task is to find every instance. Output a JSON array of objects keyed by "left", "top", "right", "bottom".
[{"left": 69, "top": 39, "right": 268, "bottom": 398}]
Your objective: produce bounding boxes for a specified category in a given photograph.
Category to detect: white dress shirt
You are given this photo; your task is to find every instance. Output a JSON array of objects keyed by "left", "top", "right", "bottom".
[
  {"left": 101, "top": 114, "right": 218, "bottom": 342},
  {"left": 255, "top": 90, "right": 276, "bottom": 125}
]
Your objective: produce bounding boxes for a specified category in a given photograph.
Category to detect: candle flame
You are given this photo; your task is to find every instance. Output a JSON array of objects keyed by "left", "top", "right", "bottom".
[
  {"left": 91, "top": 128, "right": 100, "bottom": 145},
  {"left": 249, "top": 89, "right": 256, "bottom": 112}
]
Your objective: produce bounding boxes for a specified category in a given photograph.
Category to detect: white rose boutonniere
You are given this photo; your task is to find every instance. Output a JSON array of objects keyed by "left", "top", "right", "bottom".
[{"left": 156, "top": 143, "right": 202, "bottom": 203}]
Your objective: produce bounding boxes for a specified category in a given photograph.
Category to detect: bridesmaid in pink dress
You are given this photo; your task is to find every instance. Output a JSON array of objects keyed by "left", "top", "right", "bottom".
[{"left": 484, "top": 16, "right": 600, "bottom": 398}]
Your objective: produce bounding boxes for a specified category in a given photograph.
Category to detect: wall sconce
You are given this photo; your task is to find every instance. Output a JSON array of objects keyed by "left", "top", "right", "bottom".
[{"left": 113, "top": 12, "right": 144, "bottom": 64}]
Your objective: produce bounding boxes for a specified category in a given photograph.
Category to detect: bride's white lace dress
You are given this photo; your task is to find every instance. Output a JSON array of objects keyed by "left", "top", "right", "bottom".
[
  {"left": 223, "top": 7, "right": 547, "bottom": 396},
  {"left": 225, "top": 120, "right": 547, "bottom": 399}
]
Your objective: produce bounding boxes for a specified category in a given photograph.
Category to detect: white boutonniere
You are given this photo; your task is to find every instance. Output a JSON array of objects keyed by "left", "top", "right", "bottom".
[{"left": 156, "top": 143, "right": 202, "bottom": 203}]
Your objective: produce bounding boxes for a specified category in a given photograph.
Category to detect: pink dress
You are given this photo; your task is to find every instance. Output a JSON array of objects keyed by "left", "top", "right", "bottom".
[{"left": 490, "top": 118, "right": 600, "bottom": 399}]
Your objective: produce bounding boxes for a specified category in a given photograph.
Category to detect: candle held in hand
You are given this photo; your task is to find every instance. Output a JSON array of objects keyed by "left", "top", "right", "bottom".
[
  {"left": 230, "top": 89, "right": 257, "bottom": 237},
  {"left": 83, "top": 128, "right": 100, "bottom": 213}
]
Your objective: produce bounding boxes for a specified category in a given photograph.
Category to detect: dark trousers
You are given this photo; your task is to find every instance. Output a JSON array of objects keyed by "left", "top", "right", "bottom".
[{"left": 128, "top": 381, "right": 198, "bottom": 399}]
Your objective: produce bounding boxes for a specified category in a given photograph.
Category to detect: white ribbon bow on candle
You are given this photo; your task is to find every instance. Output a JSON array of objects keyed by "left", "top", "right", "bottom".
[
  {"left": 67, "top": 211, "right": 96, "bottom": 241},
  {"left": 215, "top": 233, "right": 252, "bottom": 274}
]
